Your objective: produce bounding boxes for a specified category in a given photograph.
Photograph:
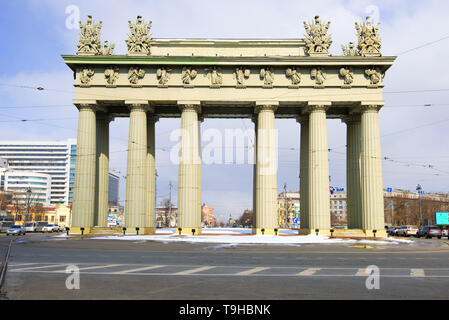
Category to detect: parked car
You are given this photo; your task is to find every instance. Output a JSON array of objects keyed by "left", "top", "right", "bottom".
[
  {"left": 42, "top": 224, "right": 58, "bottom": 233},
  {"left": 0, "top": 221, "right": 15, "bottom": 233},
  {"left": 6, "top": 225, "right": 26, "bottom": 236},
  {"left": 442, "top": 229, "right": 449, "bottom": 239},
  {"left": 388, "top": 226, "right": 401, "bottom": 236},
  {"left": 397, "top": 225, "right": 418, "bottom": 237},
  {"left": 416, "top": 226, "right": 442, "bottom": 239}
]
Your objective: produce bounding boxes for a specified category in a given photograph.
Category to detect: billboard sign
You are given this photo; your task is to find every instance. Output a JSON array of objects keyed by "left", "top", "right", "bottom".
[{"left": 435, "top": 212, "right": 449, "bottom": 225}]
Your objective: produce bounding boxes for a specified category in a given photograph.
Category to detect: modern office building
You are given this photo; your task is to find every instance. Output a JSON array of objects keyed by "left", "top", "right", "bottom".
[
  {"left": 0, "top": 140, "right": 76, "bottom": 205},
  {"left": 0, "top": 168, "right": 52, "bottom": 206},
  {"left": 108, "top": 170, "right": 120, "bottom": 206}
]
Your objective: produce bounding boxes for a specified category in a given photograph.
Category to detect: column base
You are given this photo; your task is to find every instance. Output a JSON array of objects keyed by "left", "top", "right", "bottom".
[
  {"left": 176, "top": 227, "right": 202, "bottom": 235},
  {"left": 252, "top": 228, "right": 279, "bottom": 236},
  {"left": 68, "top": 227, "right": 93, "bottom": 235},
  {"left": 123, "top": 227, "right": 156, "bottom": 235},
  {"left": 299, "top": 228, "right": 331, "bottom": 236}
]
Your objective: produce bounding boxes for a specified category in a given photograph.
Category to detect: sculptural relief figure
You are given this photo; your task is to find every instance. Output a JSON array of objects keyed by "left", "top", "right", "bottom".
[
  {"left": 341, "top": 42, "right": 359, "bottom": 56},
  {"left": 260, "top": 68, "right": 274, "bottom": 86},
  {"left": 126, "top": 15, "right": 152, "bottom": 55},
  {"left": 205, "top": 67, "right": 223, "bottom": 86},
  {"left": 233, "top": 68, "right": 251, "bottom": 86},
  {"left": 79, "top": 68, "right": 95, "bottom": 85},
  {"left": 105, "top": 67, "right": 119, "bottom": 85},
  {"left": 99, "top": 40, "right": 115, "bottom": 56},
  {"left": 181, "top": 67, "right": 198, "bottom": 85},
  {"left": 355, "top": 16, "right": 382, "bottom": 57},
  {"left": 311, "top": 68, "right": 326, "bottom": 86},
  {"left": 286, "top": 68, "right": 302, "bottom": 85},
  {"left": 303, "top": 15, "right": 332, "bottom": 56},
  {"left": 77, "top": 15, "right": 102, "bottom": 55},
  {"left": 128, "top": 67, "right": 145, "bottom": 85},
  {"left": 365, "top": 68, "right": 382, "bottom": 85},
  {"left": 156, "top": 67, "right": 171, "bottom": 85},
  {"left": 339, "top": 68, "right": 354, "bottom": 85}
]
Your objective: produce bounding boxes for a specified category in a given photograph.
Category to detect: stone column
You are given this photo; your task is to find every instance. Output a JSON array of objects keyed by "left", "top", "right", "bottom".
[
  {"left": 253, "top": 103, "right": 278, "bottom": 235},
  {"left": 71, "top": 103, "right": 98, "bottom": 233},
  {"left": 342, "top": 115, "right": 362, "bottom": 229},
  {"left": 125, "top": 102, "right": 150, "bottom": 233},
  {"left": 360, "top": 104, "right": 386, "bottom": 236},
  {"left": 251, "top": 116, "right": 258, "bottom": 227},
  {"left": 94, "top": 115, "right": 112, "bottom": 227},
  {"left": 306, "top": 104, "right": 331, "bottom": 235},
  {"left": 146, "top": 114, "right": 158, "bottom": 233},
  {"left": 177, "top": 103, "right": 202, "bottom": 235},
  {"left": 297, "top": 116, "right": 309, "bottom": 232}
]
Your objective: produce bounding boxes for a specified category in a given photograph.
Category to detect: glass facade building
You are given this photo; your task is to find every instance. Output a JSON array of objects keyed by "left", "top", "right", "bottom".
[{"left": 0, "top": 140, "right": 76, "bottom": 205}]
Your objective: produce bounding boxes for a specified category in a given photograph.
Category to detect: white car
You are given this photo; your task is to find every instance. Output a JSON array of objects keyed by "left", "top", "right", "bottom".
[{"left": 42, "top": 224, "right": 59, "bottom": 233}]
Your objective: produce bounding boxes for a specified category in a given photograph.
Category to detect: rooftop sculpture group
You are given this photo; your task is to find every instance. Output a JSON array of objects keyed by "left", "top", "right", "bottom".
[{"left": 76, "top": 15, "right": 382, "bottom": 57}]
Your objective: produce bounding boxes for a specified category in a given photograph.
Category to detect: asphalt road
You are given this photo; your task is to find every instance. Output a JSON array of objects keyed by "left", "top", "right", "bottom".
[{"left": 2, "top": 233, "right": 449, "bottom": 300}]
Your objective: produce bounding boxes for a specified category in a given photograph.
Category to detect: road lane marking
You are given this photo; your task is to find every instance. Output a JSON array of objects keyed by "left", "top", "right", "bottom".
[
  {"left": 235, "top": 267, "right": 270, "bottom": 276},
  {"left": 410, "top": 268, "right": 425, "bottom": 277},
  {"left": 174, "top": 266, "right": 215, "bottom": 275},
  {"left": 297, "top": 268, "right": 321, "bottom": 276},
  {"left": 11, "top": 263, "right": 70, "bottom": 272},
  {"left": 8, "top": 263, "right": 39, "bottom": 267},
  {"left": 113, "top": 265, "right": 166, "bottom": 274},
  {"left": 355, "top": 268, "right": 367, "bottom": 276}
]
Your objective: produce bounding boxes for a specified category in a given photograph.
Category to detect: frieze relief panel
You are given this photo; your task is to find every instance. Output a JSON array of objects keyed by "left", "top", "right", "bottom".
[{"left": 75, "top": 66, "right": 384, "bottom": 89}]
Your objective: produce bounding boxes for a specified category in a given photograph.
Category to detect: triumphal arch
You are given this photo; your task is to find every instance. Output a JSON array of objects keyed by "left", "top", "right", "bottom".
[{"left": 64, "top": 15, "right": 395, "bottom": 236}]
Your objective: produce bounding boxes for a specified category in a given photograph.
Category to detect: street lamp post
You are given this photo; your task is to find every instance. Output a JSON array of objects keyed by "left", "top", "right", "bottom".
[
  {"left": 26, "top": 187, "right": 32, "bottom": 223},
  {"left": 417, "top": 184, "right": 423, "bottom": 227}
]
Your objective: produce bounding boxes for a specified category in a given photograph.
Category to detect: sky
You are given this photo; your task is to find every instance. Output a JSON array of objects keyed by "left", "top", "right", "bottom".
[{"left": 0, "top": 0, "right": 448, "bottom": 222}]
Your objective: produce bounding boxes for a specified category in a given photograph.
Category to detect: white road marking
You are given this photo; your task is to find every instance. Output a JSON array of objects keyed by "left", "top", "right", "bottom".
[
  {"left": 11, "top": 263, "right": 70, "bottom": 272},
  {"left": 235, "top": 267, "right": 270, "bottom": 276},
  {"left": 297, "top": 268, "right": 320, "bottom": 276},
  {"left": 410, "top": 268, "right": 426, "bottom": 277},
  {"left": 174, "top": 266, "right": 216, "bottom": 275},
  {"left": 8, "top": 263, "right": 39, "bottom": 267},
  {"left": 113, "top": 265, "right": 166, "bottom": 274},
  {"left": 355, "top": 268, "right": 367, "bottom": 276}
]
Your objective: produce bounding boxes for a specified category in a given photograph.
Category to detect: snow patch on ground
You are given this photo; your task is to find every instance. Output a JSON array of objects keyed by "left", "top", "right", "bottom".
[{"left": 54, "top": 228, "right": 413, "bottom": 245}]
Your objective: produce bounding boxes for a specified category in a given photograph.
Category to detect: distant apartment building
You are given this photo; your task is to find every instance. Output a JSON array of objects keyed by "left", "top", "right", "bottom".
[{"left": 0, "top": 140, "right": 76, "bottom": 205}]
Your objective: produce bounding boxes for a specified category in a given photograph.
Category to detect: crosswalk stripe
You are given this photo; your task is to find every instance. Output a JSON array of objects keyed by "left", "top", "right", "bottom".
[
  {"left": 410, "top": 268, "right": 425, "bottom": 277},
  {"left": 174, "top": 266, "right": 215, "bottom": 275},
  {"left": 11, "top": 264, "right": 70, "bottom": 272},
  {"left": 355, "top": 268, "right": 367, "bottom": 276},
  {"left": 297, "top": 268, "right": 320, "bottom": 276},
  {"left": 235, "top": 267, "right": 270, "bottom": 276},
  {"left": 113, "top": 265, "right": 166, "bottom": 274}
]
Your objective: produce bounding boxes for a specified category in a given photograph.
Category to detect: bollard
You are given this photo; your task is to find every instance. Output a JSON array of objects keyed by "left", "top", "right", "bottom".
[
  {"left": 315, "top": 229, "right": 319, "bottom": 236},
  {"left": 274, "top": 228, "right": 278, "bottom": 236},
  {"left": 330, "top": 229, "right": 334, "bottom": 238},
  {"left": 66, "top": 227, "right": 70, "bottom": 236},
  {"left": 136, "top": 227, "right": 140, "bottom": 235},
  {"left": 261, "top": 228, "right": 265, "bottom": 235},
  {"left": 373, "top": 229, "right": 377, "bottom": 238},
  {"left": 192, "top": 229, "right": 196, "bottom": 236},
  {"left": 178, "top": 228, "right": 182, "bottom": 235},
  {"left": 80, "top": 227, "right": 84, "bottom": 236},
  {"left": 122, "top": 227, "right": 127, "bottom": 236}
]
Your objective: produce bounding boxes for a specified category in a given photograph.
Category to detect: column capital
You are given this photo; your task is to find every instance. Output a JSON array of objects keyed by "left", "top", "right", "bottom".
[
  {"left": 96, "top": 113, "right": 115, "bottom": 122},
  {"left": 74, "top": 100, "right": 106, "bottom": 113},
  {"left": 296, "top": 116, "right": 309, "bottom": 124},
  {"left": 178, "top": 104, "right": 201, "bottom": 113},
  {"left": 341, "top": 114, "right": 361, "bottom": 125},
  {"left": 147, "top": 114, "right": 159, "bottom": 123},
  {"left": 125, "top": 101, "right": 153, "bottom": 112},
  {"left": 361, "top": 104, "right": 383, "bottom": 112},
  {"left": 255, "top": 105, "right": 278, "bottom": 114}
]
